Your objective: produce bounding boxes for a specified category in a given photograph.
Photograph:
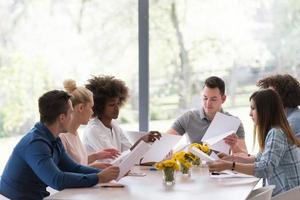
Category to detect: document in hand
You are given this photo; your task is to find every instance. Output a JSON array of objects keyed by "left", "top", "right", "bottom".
[
  {"left": 113, "top": 141, "right": 151, "bottom": 181},
  {"left": 189, "top": 146, "right": 216, "bottom": 162},
  {"left": 141, "top": 134, "right": 182, "bottom": 163},
  {"left": 201, "top": 112, "right": 241, "bottom": 154},
  {"left": 110, "top": 150, "right": 131, "bottom": 165}
]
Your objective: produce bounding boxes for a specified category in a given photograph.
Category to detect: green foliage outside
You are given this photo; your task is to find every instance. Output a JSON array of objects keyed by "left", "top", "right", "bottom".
[
  {"left": 0, "top": 0, "right": 300, "bottom": 137},
  {"left": 0, "top": 53, "right": 54, "bottom": 137}
]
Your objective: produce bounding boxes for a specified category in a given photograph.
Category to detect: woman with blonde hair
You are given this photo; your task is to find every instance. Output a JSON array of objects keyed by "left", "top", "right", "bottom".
[
  {"left": 60, "top": 79, "right": 120, "bottom": 169},
  {"left": 208, "top": 89, "right": 300, "bottom": 196}
]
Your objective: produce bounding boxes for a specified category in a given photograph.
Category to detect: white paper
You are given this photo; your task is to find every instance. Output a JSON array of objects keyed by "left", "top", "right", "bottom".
[
  {"left": 141, "top": 134, "right": 182, "bottom": 163},
  {"left": 201, "top": 112, "right": 241, "bottom": 154},
  {"left": 113, "top": 141, "right": 151, "bottom": 181},
  {"left": 210, "top": 151, "right": 220, "bottom": 160},
  {"left": 189, "top": 147, "right": 216, "bottom": 162},
  {"left": 110, "top": 150, "right": 131, "bottom": 165},
  {"left": 173, "top": 143, "right": 190, "bottom": 153},
  {"left": 204, "top": 130, "right": 235, "bottom": 146}
]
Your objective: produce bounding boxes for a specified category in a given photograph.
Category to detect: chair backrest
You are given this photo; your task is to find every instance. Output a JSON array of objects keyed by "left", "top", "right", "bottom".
[
  {"left": 246, "top": 185, "right": 275, "bottom": 200},
  {"left": 271, "top": 186, "right": 300, "bottom": 200},
  {"left": 124, "top": 131, "right": 148, "bottom": 145}
]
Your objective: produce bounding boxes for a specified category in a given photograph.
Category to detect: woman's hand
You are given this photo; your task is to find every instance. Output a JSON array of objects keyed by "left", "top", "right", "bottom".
[
  {"left": 207, "top": 160, "right": 232, "bottom": 172},
  {"left": 141, "top": 131, "right": 161, "bottom": 143},
  {"left": 96, "top": 148, "right": 120, "bottom": 160},
  {"left": 217, "top": 152, "right": 234, "bottom": 161}
]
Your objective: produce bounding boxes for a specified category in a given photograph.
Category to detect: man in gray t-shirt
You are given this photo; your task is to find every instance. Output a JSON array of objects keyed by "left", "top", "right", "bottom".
[{"left": 167, "top": 76, "right": 248, "bottom": 154}]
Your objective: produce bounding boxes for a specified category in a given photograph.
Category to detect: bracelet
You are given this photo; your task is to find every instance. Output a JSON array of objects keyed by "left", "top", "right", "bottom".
[{"left": 232, "top": 161, "right": 236, "bottom": 171}]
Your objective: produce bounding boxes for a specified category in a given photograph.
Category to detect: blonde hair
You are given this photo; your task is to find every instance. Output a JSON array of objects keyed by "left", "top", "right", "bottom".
[{"left": 63, "top": 79, "right": 93, "bottom": 106}]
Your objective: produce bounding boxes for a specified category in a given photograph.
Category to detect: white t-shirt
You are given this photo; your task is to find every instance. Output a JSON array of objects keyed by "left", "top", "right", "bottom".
[{"left": 82, "top": 118, "right": 131, "bottom": 154}]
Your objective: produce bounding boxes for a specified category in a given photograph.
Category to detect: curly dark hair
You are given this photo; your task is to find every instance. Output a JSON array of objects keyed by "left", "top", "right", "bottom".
[
  {"left": 257, "top": 74, "right": 300, "bottom": 108},
  {"left": 85, "top": 75, "right": 129, "bottom": 117}
]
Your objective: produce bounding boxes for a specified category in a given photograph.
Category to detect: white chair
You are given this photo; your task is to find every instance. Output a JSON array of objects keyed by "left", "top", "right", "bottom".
[
  {"left": 124, "top": 131, "right": 148, "bottom": 145},
  {"left": 271, "top": 186, "right": 300, "bottom": 200},
  {"left": 246, "top": 185, "right": 275, "bottom": 200}
]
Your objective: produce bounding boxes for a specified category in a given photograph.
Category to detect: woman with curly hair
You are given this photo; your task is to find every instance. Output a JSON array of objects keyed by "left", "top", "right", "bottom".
[
  {"left": 82, "top": 75, "right": 160, "bottom": 156},
  {"left": 257, "top": 74, "right": 300, "bottom": 139}
]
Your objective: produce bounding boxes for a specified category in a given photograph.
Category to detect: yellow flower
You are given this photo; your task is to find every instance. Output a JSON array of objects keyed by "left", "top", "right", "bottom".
[
  {"left": 201, "top": 144, "right": 210, "bottom": 154},
  {"left": 154, "top": 159, "right": 179, "bottom": 171},
  {"left": 172, "top": 151, "right": 193, "bottom": 169},
  {"left": 189, "top": 143, "right": 211, "bottom": 154}
]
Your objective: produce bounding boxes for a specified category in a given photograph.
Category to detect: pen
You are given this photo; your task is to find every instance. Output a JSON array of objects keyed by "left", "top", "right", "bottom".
[
  {"left": 149, "top": 167, "right": 157, "bottom": 171},
  {"left": 211, "top": 172, "right": 227, "bottom": 175},
  {"left": 139, "top": 166, "right": 157, "bottom": 171}
]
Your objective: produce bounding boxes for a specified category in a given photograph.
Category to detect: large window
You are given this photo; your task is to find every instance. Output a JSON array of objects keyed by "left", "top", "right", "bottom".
[
  {"left": 149, "top": 0, "right": 300, "bottom": 148},
  {"left": 1, "top": 0, "right": 300, "bottom": 162},
  {"left": 0, "top": 0, "right": 138, "bottom": 138},
  {"left": 0, "top": 0, "right": 139, "bottom": 174}
]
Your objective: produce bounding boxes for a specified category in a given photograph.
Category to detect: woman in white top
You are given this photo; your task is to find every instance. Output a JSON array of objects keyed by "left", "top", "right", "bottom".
[
  {"left": 83, "top": 75, "right": 161, "bottom": 154},
  {"left": 60, "top": 79, "right": 120, "bottom": 169}
]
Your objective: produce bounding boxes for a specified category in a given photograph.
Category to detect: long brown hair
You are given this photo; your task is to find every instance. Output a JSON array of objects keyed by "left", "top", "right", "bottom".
[{"left": 250, "top": 89, "right": 300, "bottom": 151}]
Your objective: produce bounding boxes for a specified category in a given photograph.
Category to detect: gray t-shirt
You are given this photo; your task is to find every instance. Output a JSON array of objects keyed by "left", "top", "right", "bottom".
[{"left": 171, "top": 108, "right": 245, "bottom": 144}]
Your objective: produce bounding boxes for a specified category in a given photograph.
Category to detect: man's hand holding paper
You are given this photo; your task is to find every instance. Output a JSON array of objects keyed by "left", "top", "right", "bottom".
[{"left": 201, "top": 112, "right": 241, "bottom": 154}]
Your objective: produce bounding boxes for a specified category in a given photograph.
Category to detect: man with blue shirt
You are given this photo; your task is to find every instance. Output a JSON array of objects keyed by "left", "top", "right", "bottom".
[{"left": 0, "top": 90, "right": 120, "bottom": 199}]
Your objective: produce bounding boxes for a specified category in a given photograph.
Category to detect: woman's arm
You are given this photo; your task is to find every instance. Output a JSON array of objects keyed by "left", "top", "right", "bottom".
[{"left": 207, "top": 160, "right": 255, "bottom": 175}]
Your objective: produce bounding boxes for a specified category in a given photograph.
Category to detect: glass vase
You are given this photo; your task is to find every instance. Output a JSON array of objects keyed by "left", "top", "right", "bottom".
[
  {"left": 162, "top": 167, "right": 176, "bottom": 186},
  {"left": 192, "top": 157, "right": 201, "bottom": 167},
  {"left": 180, "top": 164, "right": 191, "bottom": 178}
]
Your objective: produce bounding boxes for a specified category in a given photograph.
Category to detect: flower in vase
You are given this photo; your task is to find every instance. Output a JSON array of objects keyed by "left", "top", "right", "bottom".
[
  {"left": 173, "top": 151, "right": 194, "bottom": 175},
  {"left": 155, "top": 159, "right": 179, "bottom": 185}
]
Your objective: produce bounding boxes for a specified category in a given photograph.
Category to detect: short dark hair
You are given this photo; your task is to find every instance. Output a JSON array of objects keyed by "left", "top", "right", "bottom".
[
  {"left": 204, "top": 76, "right": 225, "bottom": 95},
  {"left": 38, "top": 90, "right": 71, "bottom": 124},
  {"left": 257, "top": 74, "right": 300, "bottom": 108},
  {"left": 85, "top": 75, "right": 129, "bottom": 118}
]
